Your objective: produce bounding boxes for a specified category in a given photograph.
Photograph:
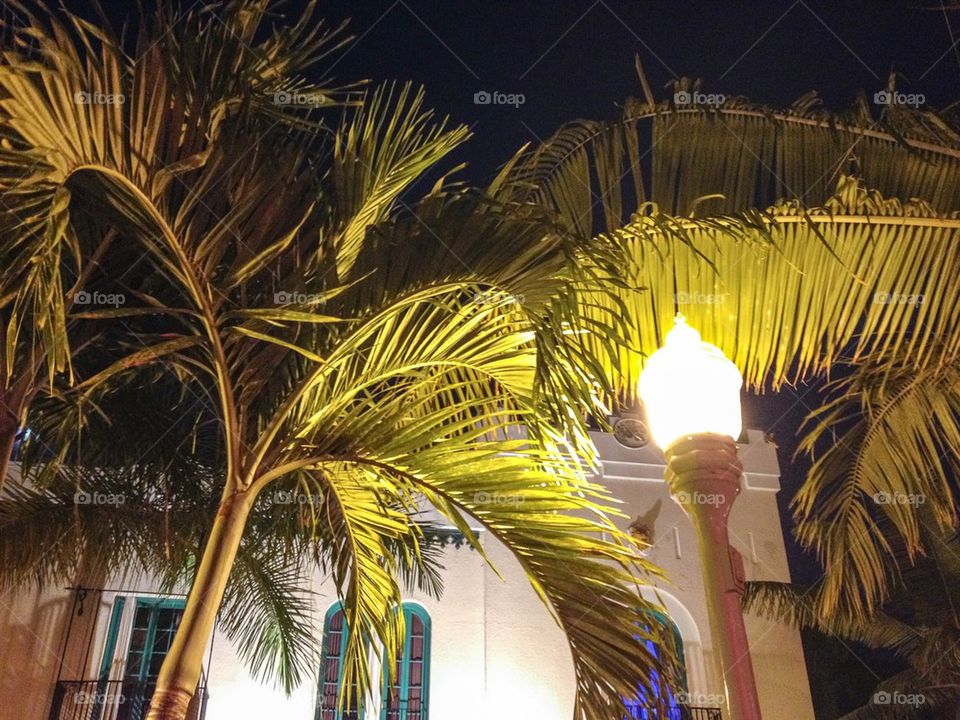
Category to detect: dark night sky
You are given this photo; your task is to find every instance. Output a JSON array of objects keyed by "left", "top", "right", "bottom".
[
  {"left": 310, "top": 1, "right": 958, "bottom": 185},
  {"left": 44, "top": 1, "right": 960, "bottom": 715}
]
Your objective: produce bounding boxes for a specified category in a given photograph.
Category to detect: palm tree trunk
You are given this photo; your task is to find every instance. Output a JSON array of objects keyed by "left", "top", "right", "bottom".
[
  {"left": 0, "top": 387, "right": 25, "bottom": 491},
  {"left": 0, "top": 411, "right": 17, "bottom": 488},
  {"left": 145, "top": 487, "right": 254, "bottom": 720}
]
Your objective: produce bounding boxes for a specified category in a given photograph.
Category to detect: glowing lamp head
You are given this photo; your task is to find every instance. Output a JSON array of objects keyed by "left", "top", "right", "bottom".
[{"left": 638, "top": 314, "right": 743, "bottom": 450}]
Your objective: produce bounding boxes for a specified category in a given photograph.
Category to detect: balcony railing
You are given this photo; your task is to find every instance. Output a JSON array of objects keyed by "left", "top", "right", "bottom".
[
  {"left": 49, "top": 680, "right": 208, "bottom": 720},
  {"left": 624, "top": 707, "right": 722, "bottom": 720},
  {"left": 681, "top": 709, "right": 722, "bottom": 720}
]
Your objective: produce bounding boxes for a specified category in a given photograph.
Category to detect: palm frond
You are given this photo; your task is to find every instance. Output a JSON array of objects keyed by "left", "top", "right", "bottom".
[
  {"left": 256, "top": 301, "right": 672, "bottom": 718},
  {"left": 837, "top": 669, "right": 960, "bottom": 720},
  {"left": 743, "top": 581, "right": 920, "bottom": 654},
  {"left": 791, "top": 358, "right": 960, "bottom": 614},
  {"left": 0, "top": 464, "right": 211, "bottom": 591},
  {"left": 308, "top": 464, "right": 408, "bottom": 711},
  {"left": 0, "top": 0, "right": 361, "bottom": 486},
  {"left": 219, "top": 539, "right": 318, "bottom": 694},
  {"left": 745, "top": 525, "right": 960, "bottom": 717},
  {"left": 329, "top": 83, "right": 470, "bottom": 276},
  {"left": 578, "top": 176, "right": 960, "bottom": 397},
  {"left": 493, "top": 74, "right": 960, "bottom": 238}
]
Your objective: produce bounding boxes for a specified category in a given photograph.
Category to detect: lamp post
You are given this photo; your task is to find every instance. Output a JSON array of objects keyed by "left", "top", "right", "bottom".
[{"left": 638, "top": 315, "right": 763, "bottom": 720}]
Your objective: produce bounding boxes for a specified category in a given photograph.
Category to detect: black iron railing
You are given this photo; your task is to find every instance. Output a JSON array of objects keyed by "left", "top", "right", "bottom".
[
  {"left": 685, "top": 708, "right": 722, "bottom": 720},
  {"left": 49, "top": 680, "right": 208, "bottom": 720},
  {"left": 624, "top": 707, "right": 722, "bottom": 720}
]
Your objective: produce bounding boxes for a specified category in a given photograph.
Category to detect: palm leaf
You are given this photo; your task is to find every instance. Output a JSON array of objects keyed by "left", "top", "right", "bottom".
[
  {"left": 577, "top": 176, "right": 960, "bottom": 399},
  {"left": 743, "top": 581, "right": 920, "bottom": 654},
  {"left": 791, "top": 359, "right": 960, "bottom": 614},
  {"left": 493, "top": 71, "right": 960, "bottom": 238}
]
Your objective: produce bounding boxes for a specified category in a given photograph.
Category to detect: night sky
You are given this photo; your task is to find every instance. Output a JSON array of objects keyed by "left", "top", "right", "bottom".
[{"left": 35, "top": 1, "right": 960, "bottom": 715}]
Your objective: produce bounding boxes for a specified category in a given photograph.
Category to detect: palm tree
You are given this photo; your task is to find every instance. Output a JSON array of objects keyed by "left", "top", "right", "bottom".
[
  {"left": 0, "top": 0, "right": 355, "bottom": 488},
  {"left": 743, "top": 517, "right": 960, "bottom": 719},
  {"left": 3, "top": 371, "right": 447, "bottom": 692},
  {"left": 491, "top": 68, "right": 960, "bottom": 618},
  {"left": 2, "top": 4, "right": 673, "bottom": 720}
]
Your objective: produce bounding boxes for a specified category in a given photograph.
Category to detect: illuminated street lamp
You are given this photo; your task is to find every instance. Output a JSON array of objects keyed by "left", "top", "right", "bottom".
[{"left": 639, "top": 314, "right": 763, "bottom": 720}]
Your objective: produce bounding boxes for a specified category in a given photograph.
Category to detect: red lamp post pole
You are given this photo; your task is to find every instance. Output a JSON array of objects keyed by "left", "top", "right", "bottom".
[{"left": 664, "top": 433, "right": 763, "bottom": 720}]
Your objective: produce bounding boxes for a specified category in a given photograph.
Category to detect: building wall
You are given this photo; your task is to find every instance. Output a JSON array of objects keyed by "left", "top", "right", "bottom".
[
  {"left": 588, "top": 429, "right": 815, "bottom": 720},
  {"left": 1, "top": 429, "right": 815, "bottom": 720},
  {"left": 0, "top": 584, "right": 77, "bottom": 720}
]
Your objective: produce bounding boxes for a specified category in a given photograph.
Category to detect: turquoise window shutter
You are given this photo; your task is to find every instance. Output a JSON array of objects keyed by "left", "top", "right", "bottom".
[
  {"left": 316, "top": 603, "right": 361, "bottom": 720},
  {"left": 381, "top": 604, "right": 431, "bottom": 720}
]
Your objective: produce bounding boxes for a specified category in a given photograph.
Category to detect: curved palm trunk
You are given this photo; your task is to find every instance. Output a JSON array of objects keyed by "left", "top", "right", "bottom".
[
  {"left": 0, "top": 386, "right": 28, "bottom": 491},
  {"left": 0, "top": 411, "right": 18, "bottom": 488},
  {"left": 146, "top": 487, "right": 254, "bottom": 720}
]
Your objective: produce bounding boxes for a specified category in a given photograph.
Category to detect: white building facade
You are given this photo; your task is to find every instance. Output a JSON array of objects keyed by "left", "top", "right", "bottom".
[{"left": 0, "top": 428, "right": 814, "bottom": 720}]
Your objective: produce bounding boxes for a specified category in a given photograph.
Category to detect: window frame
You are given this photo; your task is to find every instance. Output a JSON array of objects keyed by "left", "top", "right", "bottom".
[
  {"left": 380, "top": 603, "right": 431, "bottom": 720},
  {"left": 624, "top": 609, "right": 688, "bottom": 719},
  {"left": 123, "top": 598, "right": 187, "bottom": 682},
  {"left": 315, "top": 602, "right": 362, "bottom": 720},
  {"left": 99, "top": 596, "right": 187, "bottom": 682}
]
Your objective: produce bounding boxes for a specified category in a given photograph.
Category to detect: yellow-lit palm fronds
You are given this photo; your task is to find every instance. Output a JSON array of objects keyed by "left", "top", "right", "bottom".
[
  {"left": 493, "top": 71, "right": 960, "bottom": 236},
  {"left": 2, "top": 6, "right": 674, "bottom": 720},
  {"left": 497, "top": 68, "right": 960, "bottom": 618},
  {"left": 582, "top": 176, "right": 960, "bottom": 396}
]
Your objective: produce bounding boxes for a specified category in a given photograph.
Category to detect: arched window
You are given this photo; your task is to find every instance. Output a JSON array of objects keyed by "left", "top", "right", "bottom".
[
  {"left": 381, "top": 603, "right": 431, "bottom": 720},
  {"left": 316, "top": 603, "right": 361, "bottom": 720},
  {"left": 624, "top": 610, "right": 688, "bottom": 719}
]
